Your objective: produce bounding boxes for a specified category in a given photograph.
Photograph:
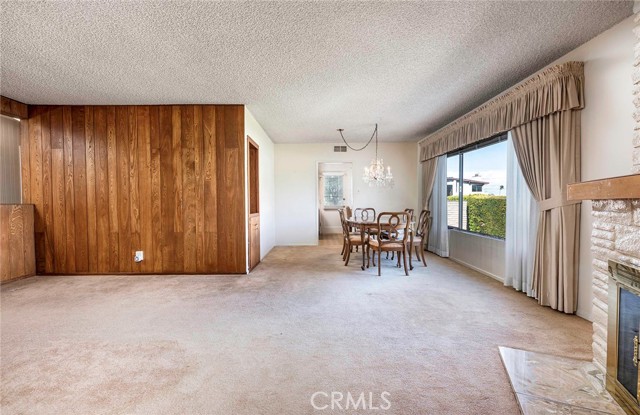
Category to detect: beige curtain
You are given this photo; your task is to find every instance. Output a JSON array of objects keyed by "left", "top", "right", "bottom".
[
  {"left": 419, "top": 61, "right": 584, "bottom": 161},
  {"left": 415, "top": 61, "right": 584, "bottom": 313},
  {"left": 421, "top": 157, "right": 438, "bottom": 211},
  {"left": 511, "top": 110, "right": 581, "bottom": 313}
]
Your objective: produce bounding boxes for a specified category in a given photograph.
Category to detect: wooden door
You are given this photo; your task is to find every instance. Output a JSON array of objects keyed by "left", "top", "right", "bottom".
[
  {"left": 248, "top": 137, "right": 260, "bottom": 271},
  {"left": 249, "top": 214, "right": 260, "bottom": 270}
]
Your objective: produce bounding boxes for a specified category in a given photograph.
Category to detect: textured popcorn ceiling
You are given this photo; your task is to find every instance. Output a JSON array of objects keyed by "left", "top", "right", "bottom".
[{"left": 0, "top": 1, "right": 633, "bottom": 143}]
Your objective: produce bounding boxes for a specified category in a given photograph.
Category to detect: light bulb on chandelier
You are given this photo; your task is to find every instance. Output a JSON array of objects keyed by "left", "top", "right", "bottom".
[{"left": 337, "top": 123, "right": 394, "bottom": 188}]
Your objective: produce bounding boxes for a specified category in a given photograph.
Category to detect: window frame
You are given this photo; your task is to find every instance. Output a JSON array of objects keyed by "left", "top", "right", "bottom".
[{"left": 446, "top": 133, "right": 508, "bottom": 240}]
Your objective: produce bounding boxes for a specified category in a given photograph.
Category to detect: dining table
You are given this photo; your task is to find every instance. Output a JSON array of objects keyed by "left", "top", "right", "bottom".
[
  {"left": 346, "top": 218, "right": 377, "bottom": 270},
  {"left": 346, "top": 218, "right": 415, "bottom": 271}
]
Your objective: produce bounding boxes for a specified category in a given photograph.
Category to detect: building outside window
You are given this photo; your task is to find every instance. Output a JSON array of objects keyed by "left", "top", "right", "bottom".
[{"left": 446, "top": 135, "right": 507, "bottom": 238}]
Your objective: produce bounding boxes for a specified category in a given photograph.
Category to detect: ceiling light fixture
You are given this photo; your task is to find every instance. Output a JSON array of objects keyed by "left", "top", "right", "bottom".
[{"left": 337, "top": 123, "right": 394, "bottom": 188}]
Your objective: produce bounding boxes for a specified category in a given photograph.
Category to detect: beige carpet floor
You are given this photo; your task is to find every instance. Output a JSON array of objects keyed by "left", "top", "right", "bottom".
[{"left": 1, "top": 243, "right": 592, "bottom": 415}]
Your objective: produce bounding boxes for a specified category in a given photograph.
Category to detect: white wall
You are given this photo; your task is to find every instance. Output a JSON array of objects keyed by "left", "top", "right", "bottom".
[
  {"left": 275, "top": 142, "right": 418, "bottom": 245},
  {"left": 245, "top": 108, "right": 276, "bottom": 261},
  {"left": 449, "top": 230, "right": 505, "bottom": 282},
  {"left": 548, "top": 15, "right": 636, "bottom": 321}
]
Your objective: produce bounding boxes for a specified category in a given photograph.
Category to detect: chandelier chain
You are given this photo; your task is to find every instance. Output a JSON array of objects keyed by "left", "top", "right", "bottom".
[
  {"left": 337, "top": 124, "right": 378, "bottom": 152},
  {"left": 336, "top": 123, "right": 392, "bottom": 188}
]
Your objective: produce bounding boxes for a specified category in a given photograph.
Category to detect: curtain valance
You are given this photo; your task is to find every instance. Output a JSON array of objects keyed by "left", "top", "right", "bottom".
[{"left": 419, "top": 61, "right": 584, "bottom": 161}]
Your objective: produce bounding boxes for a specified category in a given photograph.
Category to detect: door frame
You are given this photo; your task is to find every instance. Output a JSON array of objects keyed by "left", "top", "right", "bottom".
[
  {"left": 247, "top": 136, "right": 260, "bottom": 271},
  {"left": 316, "top": 161, "right": 354, "bottom": 241}
]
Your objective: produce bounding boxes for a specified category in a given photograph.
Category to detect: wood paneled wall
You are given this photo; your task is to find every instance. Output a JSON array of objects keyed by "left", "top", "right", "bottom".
[
  {"left": 0, "top": 204, "right": 36, "bottom": 283},
  {"left": 21, "top": 105, "right": 246, "bottom": 274}
]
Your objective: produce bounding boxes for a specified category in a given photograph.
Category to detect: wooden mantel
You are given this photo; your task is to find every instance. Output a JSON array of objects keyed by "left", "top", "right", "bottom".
[{"left": 567, "top": 174, "right": 640, "bottom": 201}]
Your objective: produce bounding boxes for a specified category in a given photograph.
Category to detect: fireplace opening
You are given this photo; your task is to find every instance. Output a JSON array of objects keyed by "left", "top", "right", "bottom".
[
  {"left": 618, "top": 288, "right": 640, "bottom": 399},
  {"left": 607, "top": 260, "right": 640, "bottom": 415}
]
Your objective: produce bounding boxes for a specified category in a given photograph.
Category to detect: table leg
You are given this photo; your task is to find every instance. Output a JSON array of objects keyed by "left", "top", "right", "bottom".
[
  {"left": 361, "top": 224, "right": 366, "bottom": 270},
  {"left": 409, "top": 236, "right": 414, "bottom": 271}
]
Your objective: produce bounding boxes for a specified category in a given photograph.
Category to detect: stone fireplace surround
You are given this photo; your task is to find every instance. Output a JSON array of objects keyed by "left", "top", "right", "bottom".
[
  {"left": 499, "top": 13, "right": 640, "bottom": 415},
  {"left": 591, "top": 199, "right": 640, "bottom": 374},
  {"left": 589, "top": 12, "right": 640, "bottom": 375}
]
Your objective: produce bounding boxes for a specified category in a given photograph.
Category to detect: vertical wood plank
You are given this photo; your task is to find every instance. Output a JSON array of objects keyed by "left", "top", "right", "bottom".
[
  {"left": 72, "top": 106, "right": 88, "bottom": 273},
  {"left": 116, "top": 106, "right": 131, "bottom": 272},
  {"left": 28, "top": 114, "right": 44, "bottom": 272},
  {"left": 181, "top": 105, "right": 194, "bottom": 149},
  {"left": 172, "top": 106, "right": 183, "bottom": 233},
  {"left": 194, "top": 106, "right": 205, "bottom": 272},
  {"left": 159, "top": 106, "right": 176, "bottom": 272},
  {"left": 94, "top": 107, "right": 110, "bottom": 273},
  {"left": 214, "top": 106, "right": 228, "bottom": 271},
  {"left": 106, "top": 106, "right": 119, "bottom": 271},
  {"left": 40, "top": 108, "right": 54, "bottom": 273},
  {"left": 22, "top": 205, "right": 36, "bottom": 276},
  {"left": 202, "top": 106, "right": 218, "bottom": 270},
  {"left": 215, "top": 106, "right": 245, "bottom": 273},
  {"left": 128, "top": 106, "right": 141, "bottom": 273},
  {"left": 137, "top": 106, "right": 153, "bottom": 273},
  {"left": 19, "top": 121, "right": 30, "bottom": 203},
  {"left": 149, "top": 107, "right": 163, "bottom": 272},
  {"left": 50, "top": 107, "right": 66, "bottom": 273},
  {"left": 182, "top": 106, "right": 196, "bottom": 272},
  {"left": 171, "top": 106, "right": 184, "bottom": 271},
  {"left": 85, "top": 106, "right": 97, "bottom": 273},
  {"left": 9, "top": 205, "right": 25, "bottom": 278},
  {"left": 216, "top": 105, "right": 246, "bottom": 273},
  {"left": 62, "top": 107, "right": 76, "bottom": 272}
]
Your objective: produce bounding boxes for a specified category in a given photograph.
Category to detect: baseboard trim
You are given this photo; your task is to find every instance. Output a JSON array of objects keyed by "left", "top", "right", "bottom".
[
  {"left": 320, "top": 226, "right": 342, "bottom": 234},
  {"left": 448, "top": 257, "right": 504, "bottom": 283}
]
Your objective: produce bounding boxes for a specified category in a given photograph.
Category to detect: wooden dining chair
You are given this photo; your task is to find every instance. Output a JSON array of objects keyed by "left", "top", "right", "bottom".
[
  {"left": 353, "top": 208, "right": 375, "bottom": 222},
  {"left": 344, "top": 206, "right": 353, "bottom": 219},
  {"left": 339, "top": 208, "right": 368, "bottom": 265},
  {"left": 351, "top": 208, "right": 376, "bottom": 251},
  {"left": 409, "top": 210, "right": 432, "bottom": 270},
  {"left": 338, "top": 208, "right": 348, "bottom": 257},
  {"left": 367, "top": 212, "right": 410, "bottom": 276},
  {"left": 404, "top": 208, "right": 414, "bottom": 221},
  {"left": 388, "top": 208, "right": 414, "bottom": 261}
]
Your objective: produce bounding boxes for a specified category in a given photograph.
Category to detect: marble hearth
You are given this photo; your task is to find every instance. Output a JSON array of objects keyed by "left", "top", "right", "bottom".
[{"left": 499, "top": 347, "right": 625, "bottom": 415}]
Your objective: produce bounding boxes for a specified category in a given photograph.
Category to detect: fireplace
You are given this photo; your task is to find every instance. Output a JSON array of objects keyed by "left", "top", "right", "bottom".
[{"left": 607, "top": 260, "right": 640, "bottom": 415}]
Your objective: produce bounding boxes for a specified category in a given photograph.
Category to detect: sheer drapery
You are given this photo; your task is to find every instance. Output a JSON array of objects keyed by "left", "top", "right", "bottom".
[
  {"left": 427, "top": 155, "right": 449, "bottom": 257},
  {"left": 421, "top": 157, "right": 438, "bottom": 211},
  {"left": 505, "top": 133, "right": 538, "bottom": 297},
  {"left": 511, "top": 110, "right": 581, "bottom": 313}
]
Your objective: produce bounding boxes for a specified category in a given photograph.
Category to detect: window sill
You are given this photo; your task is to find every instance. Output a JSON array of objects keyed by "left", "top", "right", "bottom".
[
  {"left": 323, "top": 206, "right": 344, "bottom": 211},
  {"left": 448, "top": 227, "right": 505, "bottom": 241}
]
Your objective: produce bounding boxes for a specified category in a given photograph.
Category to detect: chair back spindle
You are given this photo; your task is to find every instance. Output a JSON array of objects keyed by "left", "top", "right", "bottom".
[
  {"left": 354, "top": 208, "right": 376, "bottom": 222},
  {"left": 376, "top": 212, "right": 409, "bottom": 244}
]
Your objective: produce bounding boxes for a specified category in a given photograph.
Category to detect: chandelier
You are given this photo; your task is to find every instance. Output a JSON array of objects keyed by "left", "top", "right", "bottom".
[{"left": 337, "top": 123, "right": 394, "bottom": 188}]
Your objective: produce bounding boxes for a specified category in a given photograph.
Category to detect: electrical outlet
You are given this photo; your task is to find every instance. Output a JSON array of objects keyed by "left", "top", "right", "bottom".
[{"left": 134, "top": 251, "right": 144, "bottom": 263}]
